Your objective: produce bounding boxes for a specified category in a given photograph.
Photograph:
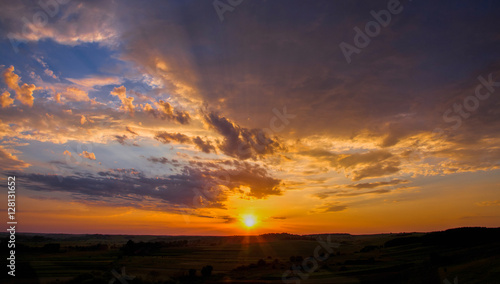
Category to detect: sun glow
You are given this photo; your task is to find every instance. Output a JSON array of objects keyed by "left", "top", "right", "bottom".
[{"left": 243, "top": 215, "right": 256, "bottom": 228}]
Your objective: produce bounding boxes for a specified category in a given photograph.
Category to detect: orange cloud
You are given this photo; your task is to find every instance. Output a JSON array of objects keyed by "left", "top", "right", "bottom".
[
  {"left": 67, "top": 76, "right": 122, "bottom": 88},
  {"left": 111, "top": 86, "right": 135, "bottom": 114},
  {"left": 0, "top": 91, "right": 14, "bottom": 108},
  {"left": 79, "top": 151, "right": 96, "bottom": 160},
  {"left": 54, "top": 92, "right": 62, "bottom": 103},
  {"left": 140, "top": 101, "right": 190, "bottom": 124},
  {"left": 2, "top": 66, "right": 37, "bottom": 106},
  {"left": 63, "top": 150, "right": 72, "bottom": 157},
  {"left": 299, "top": 148, "right": 401, "bottom": 181},
  {"left": 475, "top": 200, "right": 500, "bottom": 207},
  {"left": 141, "top": 103, "right": 153, "bottom": 112},
  {"left": 63, "top": 87, "right": 90, "bottom": 102},
  {"left": 0, "top": 146, "right": 30, "bottom": 170}
]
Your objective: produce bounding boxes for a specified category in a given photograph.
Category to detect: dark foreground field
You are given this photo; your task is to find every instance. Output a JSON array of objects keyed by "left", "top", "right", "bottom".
[{"left": 1, "top": 227, "right": 499, "bottom": 284}]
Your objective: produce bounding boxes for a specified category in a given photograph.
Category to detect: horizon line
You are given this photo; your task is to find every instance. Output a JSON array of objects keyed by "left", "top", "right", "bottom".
[{"left": 3, "top": 226, "right": 498, "bottom": 237}]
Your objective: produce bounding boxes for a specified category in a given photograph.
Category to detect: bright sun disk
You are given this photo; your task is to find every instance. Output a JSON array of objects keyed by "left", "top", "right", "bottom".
[{"left": 243, "top": 215, "right": 256, "bottom": 228}]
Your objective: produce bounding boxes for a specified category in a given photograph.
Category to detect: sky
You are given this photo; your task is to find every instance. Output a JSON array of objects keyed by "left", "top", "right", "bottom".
[{"left": 0, "top": 0, "right": 499, "bottom": 235}]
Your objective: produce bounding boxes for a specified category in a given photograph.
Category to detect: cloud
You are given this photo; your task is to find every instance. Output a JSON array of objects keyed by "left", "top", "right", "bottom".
[
  {"left": 112, "top": 0, "right": 430, "bottom": 141},
  {"left": 0, "top": 0, "right": 118, "bottom": 46},
  {"left": 142, "top": 100, "right": 190, "bottom": 124},
  {"left": 111, "top": 86, "right": 135, "bottom": 114},
  {"left": 0, "top": 91, "right": 14, "bottom": 108},
  {"left": 34, "top": 56, "right": 58, "bottom": 79},
  {"left": 314, "top": 202, "right": 348, "bottom": 213},
  {"left": 79, "top": 151, "right": 96, "bottom": 160},
  {"left": 125, "top": 126, "right": 138, "bottom": 135},
  {"left": 429, "top": 146, "right": 500, "bottom": 175},
  {"left": 113, "top": 134, "right": 138, "bottom": 146},
  {"left": 220, "top": 215, "right": 238, "bottom": 224},
  {"left": 475, "top": 200, "right": 500, "bottom": 207},
  {"left": 63, "top": 150, "right": 71, "bottom": 157},
  {"left": 313, "top": 178, "right": 409, "bottom": 199},
  {"left": 460, "top": 215, "right": 499, "bottom": 220},
  {"left": 54, "top": 92, "right": 62, "bottom": 103},
  {"left": 337, "top": 151, "right": 394, "bottom": 169},
  {"left": 204, "top": 112, "right": 282, "bottom": 160},
  {"left": 66, "top": 76, "right": 122, "bottom": 88},
  {"left": 313, "top": 192, "right": 333, "bottom": 200},
  {"left": 192, "top": 136, "right": 216, "bottom": 154},
  {"left": 301, "top": 149, "right": 394, "bottom": 168},
  {"left": 61, "top": 87, "right": 90, "bottom": 102},
  {"left": 225, "top": 162, "right": 282, "bottom": 199},
  {"left": 146, "top": 157, "right": 171, "bottom": 164},
  {"left": 324, "top": 205, "right": 348, "bottom": 212},
  {"left": 0, "top": 146, "right": 30, "bottom": 170},
  {"left": 0, "top": 98, "right": 118, "bottom": 144},
  {"left": 346, "top": 179, "right": 409, "bottom": 189},
  {"left": 145, "top": 157, "right": 282, "bottom": 200},
  {"left": 154, "top": 129, "right": 261, "bottom": 157},
  {"left": 114, "top": 135, "right": 128, "bottom": 145},
  {"left": 3, "top": 1, "right": 499, "bottom": 165},
  {"left": 44, "top": 69, "right": 57, "bottom": 79},
  {"left": 0, "top": 92, "right": 194, "bottom": 148},
  {"left": 21, "top": 160, "right": 282, "bottom": 211},
  {"left": 335, "top": 189, "right": 392, "bottom": 197},
  {"left": 351, "top": 161, "right": 401, "bottom": 181},
  {"left": 22, "top": 169, "right": 227, "bottom": 210},
  {"left": 154, "top": 131, "right": 191, "bottom": 144},
  {"left": 2, "top": 66, "right": 37, "bottom": 106},
  {"left": 300, "top": 149, "right": 401, "bottom": 180},
  {"left": 105, "top": 0, "right": 500, "bottom": 181}
]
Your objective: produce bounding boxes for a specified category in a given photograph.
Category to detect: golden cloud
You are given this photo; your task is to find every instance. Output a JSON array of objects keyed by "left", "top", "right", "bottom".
[
  {"left": 79, "top": 151, "right": 96, "bottom": 160},
  {"left": 63, "top": 87, "right": 90, "bottom": 102},
  {"left": 2, "top": 66, "right": 37, "bottom": 107},
  {"left": 0, "top": 91, "right": 14, "bottom": 108},
  {"left": 66, "top": 76, "right": 122, "bottom": 88},
  {"left": 0, "top": 146, "right": 30, "bottom": 170},
  {"left": 111, "top": 86, "right": 135, "bottom": 114}
]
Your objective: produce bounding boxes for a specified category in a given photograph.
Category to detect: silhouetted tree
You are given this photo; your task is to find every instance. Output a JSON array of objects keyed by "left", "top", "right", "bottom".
[
  {"left": 121, "top": 240, "right": 135, "bottom": 255},
  {"left": 201, "top": 265, "right": 213, "bottom": 277}
]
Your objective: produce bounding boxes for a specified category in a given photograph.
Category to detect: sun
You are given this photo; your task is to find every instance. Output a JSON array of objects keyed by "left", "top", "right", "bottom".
[{"left": 243, "top": 215, "right": 256, "bottom": 228}]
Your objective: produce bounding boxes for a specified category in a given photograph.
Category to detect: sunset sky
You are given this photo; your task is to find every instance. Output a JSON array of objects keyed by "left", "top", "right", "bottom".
[{"left": 0, "top": 0, "right": 499, "bottom": 235}]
